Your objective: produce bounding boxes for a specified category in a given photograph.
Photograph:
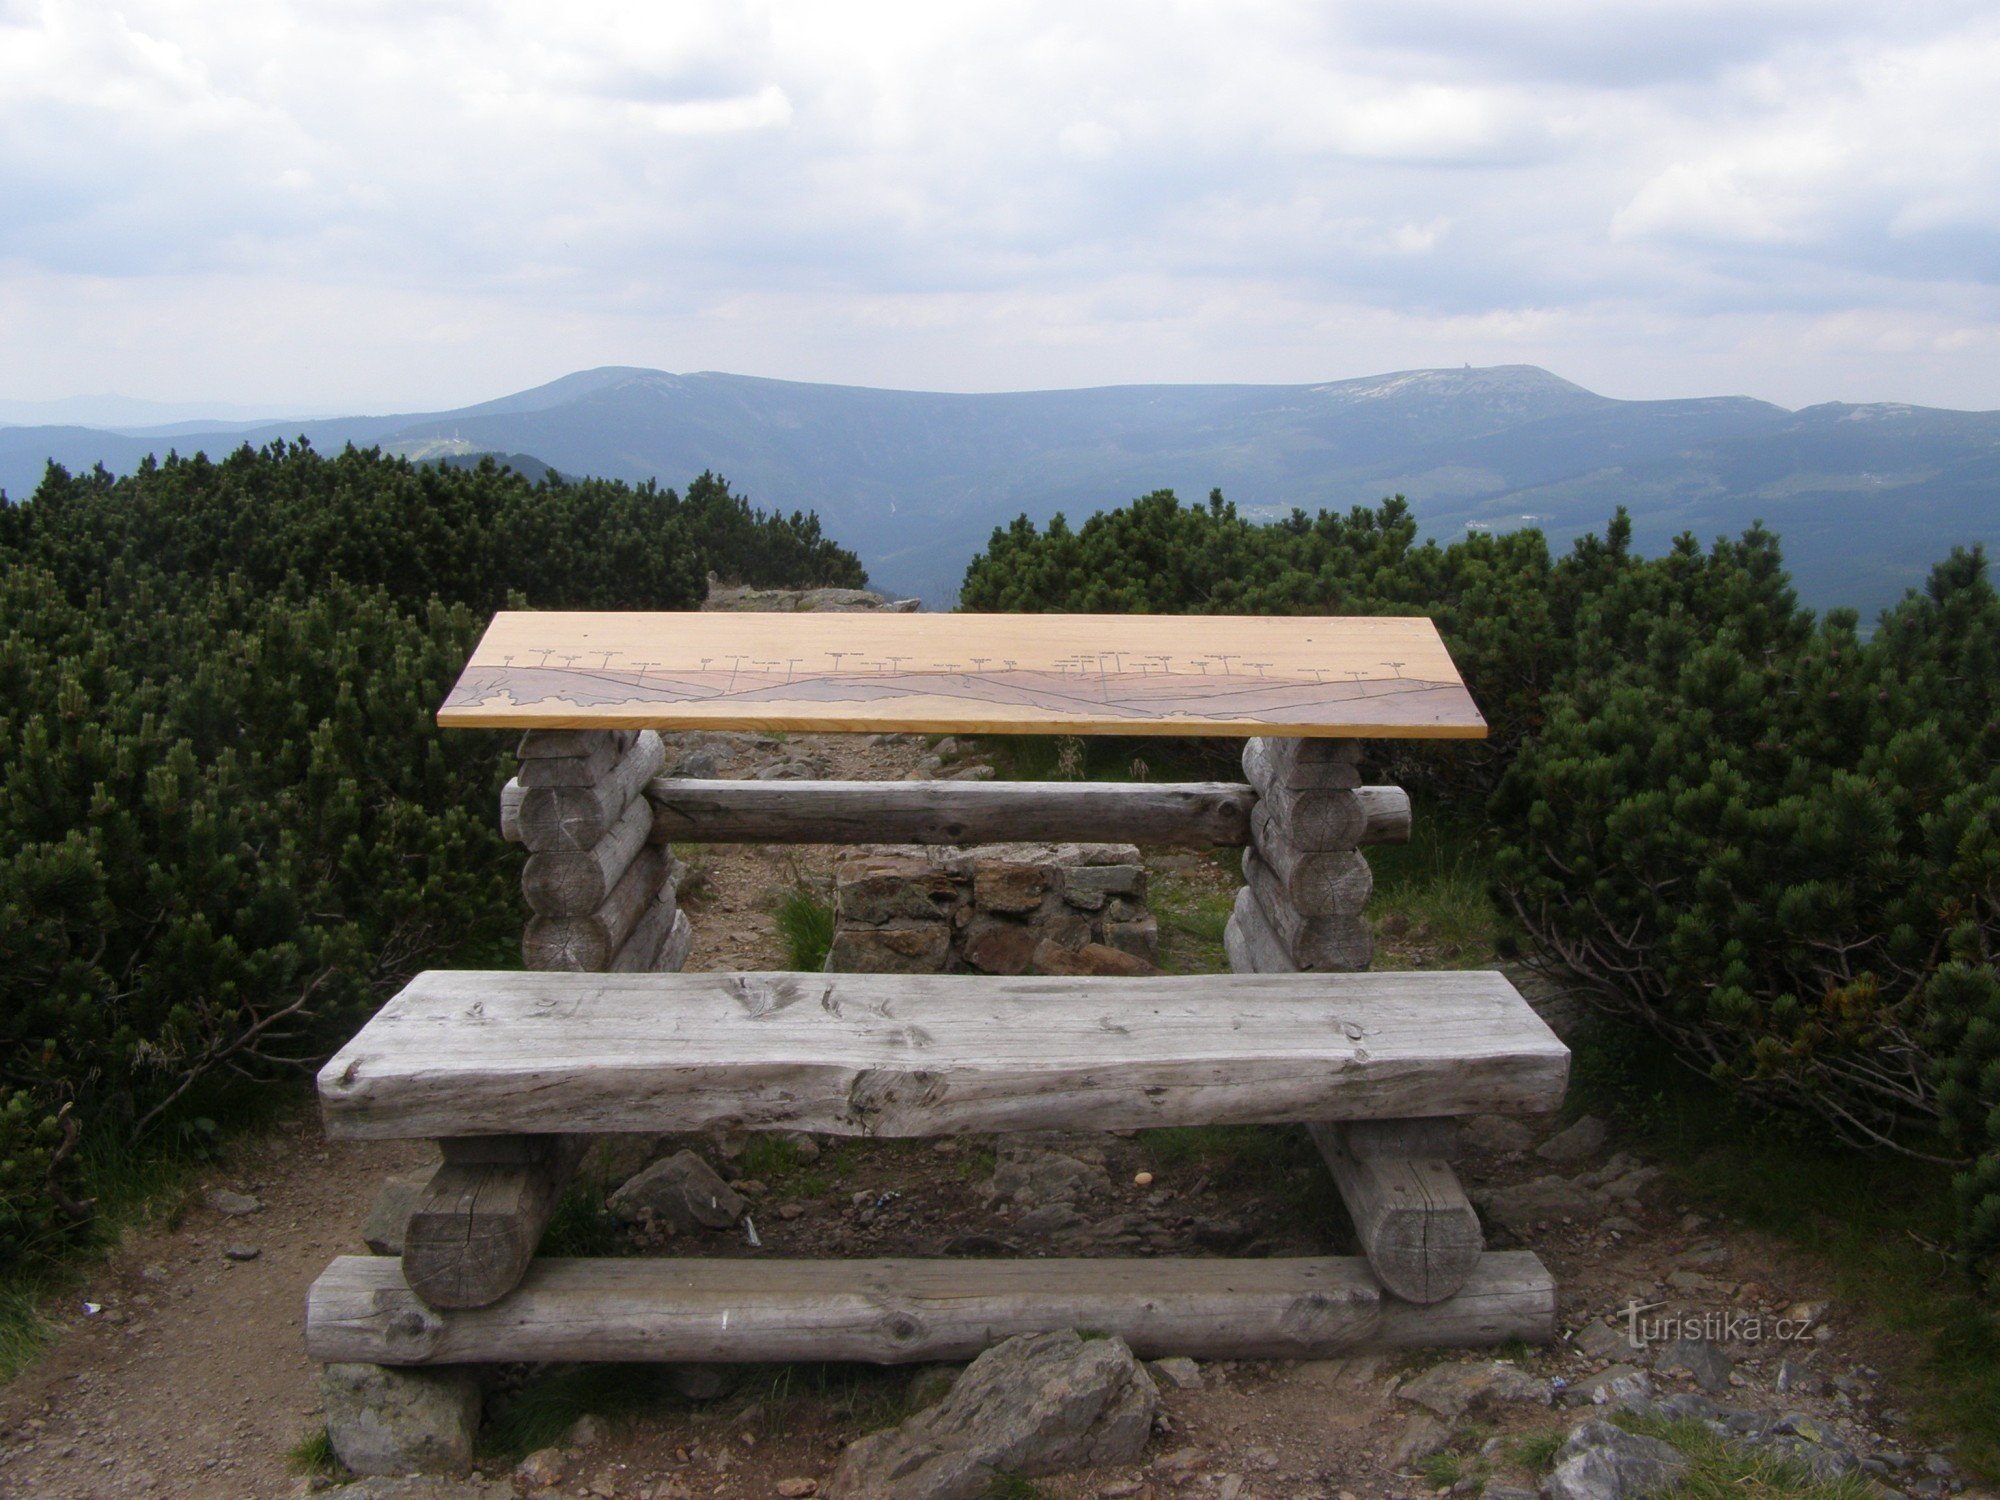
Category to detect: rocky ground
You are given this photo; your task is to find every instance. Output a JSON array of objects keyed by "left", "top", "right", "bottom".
[{"left": 0, "top": 728, "right": 1987, "bottom": 1500}]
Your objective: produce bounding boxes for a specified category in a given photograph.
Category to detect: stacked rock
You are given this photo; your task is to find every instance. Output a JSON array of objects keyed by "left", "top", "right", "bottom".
[
  {"left": 1224, "top": 736, "right": 1411, "bottom": 975},
  {"left": 500, "top": 729, "right": 691, "bottom": 973},
  {"left": 827, "top": 843, "right": 1160, "bottom": 975}
]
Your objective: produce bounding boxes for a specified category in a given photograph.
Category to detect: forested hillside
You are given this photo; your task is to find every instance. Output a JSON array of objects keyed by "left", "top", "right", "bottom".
[
  {"left": 964, "top": 490, "right": 2000, "bottom": 1279},
  {"left": 0, "top": 444, "right": 862, "bottom": 1261}
]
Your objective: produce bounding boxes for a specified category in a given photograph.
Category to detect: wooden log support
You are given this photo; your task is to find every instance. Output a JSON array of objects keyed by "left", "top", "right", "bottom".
[
  {"left": 317, "top": 969, "right": 1569, "bottom": 1140},
  {"left": 402, "top": 1136, "right": 587, "bottom": 1310},
  {"left": 517, "top": 729, "right": 638, "bottom": 761},
  {"left": 1247, "top": 807, "right": 1373, "bottom": 916},
  {"left": 518, "top": 732, "right": 666, "bottom": 853},
  {"left": 608, "top": 888, "right": 681, "bottom": 973},
  {"left": 307, "top": 1250, "right": 1555, "bottom": 1365},
  {"left": 645, "top": 777, "right": 1255, "bottom": 848},
  {"left": 521, "top": 795, "right": 652, "bottom": 918},
  {"left": 1242, "top": 744, "right": 1410, "bottom": 853},
  {"left": 1224, "top": 885, "right": 1297, "bottom": 975},
  {"left": 522, "top": 847, "right": 667, "bottom": 972},
  {"left": 1310, "top": 1120, "right": 1482, "bottom": 1305},
  {"left": 1242, "top": 735, "right": 1364, "bottom": 791},
  {"left": 517, "top": 733, "right": 626, "bottom": 788},
  {"left": 1243, "top": 849, "right": 1373, "bottom": 971}
]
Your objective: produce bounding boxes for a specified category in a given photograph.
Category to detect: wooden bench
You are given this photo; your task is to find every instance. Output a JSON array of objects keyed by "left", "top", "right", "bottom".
[{"left": 305, "top": 967, "right": 1566, "bottom": 1357}]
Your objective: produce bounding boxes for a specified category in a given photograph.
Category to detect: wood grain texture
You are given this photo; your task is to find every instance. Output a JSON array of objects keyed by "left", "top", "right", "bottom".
[
  {"left": 521, "top": 795, "right": 652, "bottom": 918},
  {"left": 1224, "top": 886, "right": 1298, "bottom": 975},
  {"left": 402, "top": 1136, "right": 586, "bottom": 1310},
  {"left": 439, "top": 612, "right": 1487, "bottom": 739},
  {"left": 518, "top": 729, "right": 637, "bottom": 760},
  {"left": 1310, "top": 1121, "right": 1483, "bottom": 1304},
  {"left": 517, "top": 732, "right": 665, "bottom": 853},
  {"left": 306, "top": 1251, "right": 1553, "bottom": 1365},
  {"left": 645, "top": 778, "right": 1255, "bottom": 848},
  {"left": 1245, "top": 816, "right": 1374, "bottom": 917},
  {"left": 517, "top": 733, "right": 626, "bottom": 788},
  {"left": 316, "top": 969, "right": 1568, "bottom": 1140},
  {"left": 608, "top": 889, "right": 681, "bottom": 974},
  {"left": 1242, "top": 736, "right": 1363, "bottom": 790},
  {"left": 1244, "top": 850, "right": 1374, "bottom": 971},
  {"left": 522, "top": 847, "right": 666, "bottom": 972}
]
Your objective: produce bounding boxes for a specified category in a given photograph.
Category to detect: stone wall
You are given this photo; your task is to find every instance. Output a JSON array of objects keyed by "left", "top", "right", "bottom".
[{"left": 829, "top": 843, "right": 1161, "bottom": 977}]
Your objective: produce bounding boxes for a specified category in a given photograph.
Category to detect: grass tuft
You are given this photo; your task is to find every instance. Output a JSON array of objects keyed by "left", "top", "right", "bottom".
[
  {"left": 774, "top": 883, "right": 835, "bottom": 971},
  {"left": 285, "top": 1426, "right": 343, "bottom": 1479}
]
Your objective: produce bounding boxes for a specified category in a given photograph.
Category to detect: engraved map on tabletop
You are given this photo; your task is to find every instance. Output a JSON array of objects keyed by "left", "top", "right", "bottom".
[{"left": 437, "top": 612, "right": 1486, "bottom": 737}]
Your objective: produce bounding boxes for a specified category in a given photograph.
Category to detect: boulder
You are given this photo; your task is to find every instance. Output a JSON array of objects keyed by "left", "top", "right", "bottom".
[
  {"left": 1571, "top": 1320, "right": 1629, "bottom": 1363},
  {"left": 1656, "top": 1335, "right": 1732, "bottom": 1395},
  {"left": 1541, "top": 1418, "right": 1688, "bottom": 1500},
  {"left": 1560, "top": 1367, "right": 1653, "bottom": 1412},
  {"left": 963, "top": 916, "right": 1040, "bottom": 975},
  {"left": 608, "top": 1150, "right": 746, "bottom": 1231},
  {"left": 320, "top": 1363, "right": 481, "bottom": 1478},
  {"left": 1397, "top": 1360, "right": 1547, "bottom": 1422},
  {"left": 825, "top": 1330, "right": 1159, "bottom": 1500},
  {"left": 1536, "top": 1116, "right": 1609, "bottom": 1164},
  {"left": 826, "top": 922, "right": 950, "bottom": 973},
  {"left": 1103, "top": 916, "right": 1161, "bottom": 963},
  {"left": 1030, "top": 940, "right": 1160, "bottom": 977},
  {"left": 1475, "top": 1175, "right": 1601, "bottom": 1235},
  {"left": 974, "top": 863, "right": 1053, "bottom": 913}
]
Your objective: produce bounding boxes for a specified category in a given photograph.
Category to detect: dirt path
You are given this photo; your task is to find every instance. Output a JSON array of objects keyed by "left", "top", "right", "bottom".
[{"left": 0, "top": 732, "right": 1976, "bottom": 1499}]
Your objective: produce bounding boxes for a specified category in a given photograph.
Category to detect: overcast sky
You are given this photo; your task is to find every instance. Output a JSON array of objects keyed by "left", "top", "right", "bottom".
[{"left": 2, "top": 0, "right": 1996, "bottom": 415}]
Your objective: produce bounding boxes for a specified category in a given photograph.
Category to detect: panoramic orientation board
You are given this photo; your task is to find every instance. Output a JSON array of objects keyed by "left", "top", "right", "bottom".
[{"left": 438, "top": 612, "right": 1485, "bottom": 738}]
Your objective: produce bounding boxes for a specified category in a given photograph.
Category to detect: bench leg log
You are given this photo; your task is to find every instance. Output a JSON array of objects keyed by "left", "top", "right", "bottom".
[
  {"left": 402, "top": 1136, "right": 587, "bottom": 1310},
  {"left": 309, "top": 1252, "right": 1555, "bottom": 1366},
  {"left": 1310, "top": 1119, "right": 1483, "bottom": 1304}
]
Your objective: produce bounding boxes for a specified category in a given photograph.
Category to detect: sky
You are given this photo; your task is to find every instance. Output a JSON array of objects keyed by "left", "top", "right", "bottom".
[{"left": 2, "top": 0, "right": 1997, "bottom": 417}]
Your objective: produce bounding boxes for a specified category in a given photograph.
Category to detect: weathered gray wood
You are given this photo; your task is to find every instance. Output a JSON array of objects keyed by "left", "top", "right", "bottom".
[
  {"left": 1311, "top": 1121, "right": 1483, "bottom": 1304},
  {"left": 1224, "top": 886, "right": 1297, "bottom": 975},
  {"left": 403, "top": 1136, "right": 587, "bottom": 1310},
  {"left": 518, "top": 729, "right": 637, "bottom": 761},
  {"left": 1243, "top": 755, "right": 1410, "bottom": 851},
  {"left": 645, "top": 778, "right": 1254, "bottom": 847},
  {"left": 1352, "top": 785, "right": 1413, "bottom": 845},
  {"left": 1245, "top": 850, "right": 1374, "bottom": 971},
  {"left": 607, "top": 887, "right": 680, "bottom": 974},
  {"left": 655, "top": 907, "right": 693, "bottom": 973},
  {"left": 518, "top": 732, "right": 665, "bottom": 852},
  {"left": 307, "top": 1250, "right": 1555, "bottom": 1365},
  {"left": 500, "top": 778, "right": 524, "bottom": 843},
  {"left": 517, "top": 733, "right": 624, "bottom": 788},
  {"left": 521, "top": 796, "right": 652, "bottom": 919},
  {"left": 1247, "top": 808, "right": 1374, "bottom": 917},
  {"left": 1243, "top": 736, "right": 1363, "bottom": 790},
  {"left": 522, "top": 846, "right": 665, "bottom": 972},
  {"left": 317, "top": 969, "right": 1568, "bottom": 1140}
]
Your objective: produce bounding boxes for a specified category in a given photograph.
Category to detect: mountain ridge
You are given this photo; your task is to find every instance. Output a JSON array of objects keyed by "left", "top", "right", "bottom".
[{"left": 2, "top": 364, "right": 1993, "bottom": 619}]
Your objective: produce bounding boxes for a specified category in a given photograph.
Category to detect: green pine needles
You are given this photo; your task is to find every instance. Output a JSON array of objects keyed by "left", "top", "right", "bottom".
[{"left": 0, "top": 442, "right": 864, "bottom": 1266}]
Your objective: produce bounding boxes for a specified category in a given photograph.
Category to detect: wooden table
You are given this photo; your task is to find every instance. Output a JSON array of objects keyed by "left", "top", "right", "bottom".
[{"left": 439, "top": 611, "right": 1486, "bottom": 738}]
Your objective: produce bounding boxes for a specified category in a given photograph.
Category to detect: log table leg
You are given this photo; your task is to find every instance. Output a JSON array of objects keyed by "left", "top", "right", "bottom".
[
  {"left": 402, "top": 1135, "right": 588, "bottom": 1310},
  {"left": 1310, "top": 1119, "right": 1482, "bottom": 1304}
]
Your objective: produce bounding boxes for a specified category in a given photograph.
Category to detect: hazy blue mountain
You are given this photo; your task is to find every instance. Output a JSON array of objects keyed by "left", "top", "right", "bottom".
[{"left": 3, "top": 365, "right": 1994, "bottom": 620}]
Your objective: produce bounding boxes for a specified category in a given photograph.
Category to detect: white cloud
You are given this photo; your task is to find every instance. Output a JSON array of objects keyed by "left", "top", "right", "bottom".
[{"left": 0, "top": 0, "right": 1994, "bottom": 409}]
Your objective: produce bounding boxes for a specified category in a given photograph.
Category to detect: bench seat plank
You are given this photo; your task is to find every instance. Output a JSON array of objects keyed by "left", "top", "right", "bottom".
[
  {"left": 306, "top": 1251, "right": 1554, "bottom": 1365},
  {"left": 318, "top": 970, "right": 1567, "bottom": 1140}
]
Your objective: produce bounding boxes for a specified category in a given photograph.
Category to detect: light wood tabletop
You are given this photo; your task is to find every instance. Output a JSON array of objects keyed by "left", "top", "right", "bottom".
[{"left": 438, "top": 611, "right": 1485, "bottom": 738}]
